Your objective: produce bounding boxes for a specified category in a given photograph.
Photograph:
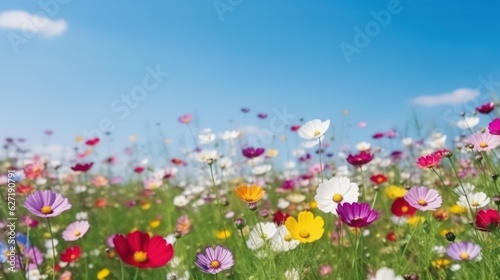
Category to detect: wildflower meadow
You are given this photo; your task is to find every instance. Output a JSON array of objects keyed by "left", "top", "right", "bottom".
[{"left": 1, "top": 109, "right": 500, "bottom": 280}]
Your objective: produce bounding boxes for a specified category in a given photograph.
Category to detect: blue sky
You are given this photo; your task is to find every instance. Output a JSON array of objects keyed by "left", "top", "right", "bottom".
[{"left": 1, "top": 1, "right": 499, "bottom": 159}]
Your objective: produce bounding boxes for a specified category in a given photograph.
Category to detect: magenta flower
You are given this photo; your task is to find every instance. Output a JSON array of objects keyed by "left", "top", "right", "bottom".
[
  {"left": 24, "top": 190, "right": 72, "bottom": 217},
  {"left": 476, "top": 102, "right": 495, "bottom": 114},
  {"left": 404, "top": 186, "right": 442, "bottom": 211},
  {"left": 488, "top": 118, "right": 500, "bottom": 135},
  {"left": 336, "top": 202, "right": 381, "bottom": 228},
  {"left": 242, "top": 147, "right": 265, "bottom": 159},
  {"left": 446, "top": 241, "right": 481, "bottom": 261},
  {"left": 257, "top": 113, "right": 267, "bottom": 119},
  {"left": 178, "top": 113, "right": 193, "bottom": 124},
  {"left": 468, "top": 130, "right": 500, "bottom": 151},
  {"left": 346, "top": 151, "right": 374, "bottom": 167},
  {"left": 416, "top": 154, "right": 441, "bottom": 169},
  {"left": 195, "top": 246, "right": 234, "bottom": 274},
  {"left": 62, "top": 220, "right": 90, "bottom": 241}
]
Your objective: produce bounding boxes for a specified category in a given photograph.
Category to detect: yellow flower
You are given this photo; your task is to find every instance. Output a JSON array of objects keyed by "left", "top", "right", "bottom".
[
  {"left": 407, "top": 216, "right": 425, "bottom": 226},
  {"left": 149, "top": 219, "right": 161, "bottom": 229},
  {"left": 235, "top": 184, "right": 265, "bottom": 204},
  {"left": 385, "top": 185, "right": 407, "bottom": 200},
  {"left": 285, "top": 211, "right": 324, "bottom": 243},
  {"left": 216, "top": 229, "right": 231, "bottom": 240},
  {"left": 309, "top": 201, "right": 318, "bottom": 209},
  {"left": 449, "top": 204, "right": 466, "bottom": 214},
  {"left": 432, "top": 258, "right": 451, "bottom": 269},
  {"left": 97, "top": 268, "right": 110, "bottom": 280},
  {"left": 440, "top": 229, "right": 452, "bottom": 237},
  {"left": 266, "top": 149, "right": 279, "bottom": 158},
  {"left": 141, "top": 202, "right": 151, "bottom": 210}
]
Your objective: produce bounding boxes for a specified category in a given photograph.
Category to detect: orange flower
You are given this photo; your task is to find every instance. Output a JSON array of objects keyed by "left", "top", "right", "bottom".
[{"left": 235, "top": 184, "right": 265, "bottom": 203}]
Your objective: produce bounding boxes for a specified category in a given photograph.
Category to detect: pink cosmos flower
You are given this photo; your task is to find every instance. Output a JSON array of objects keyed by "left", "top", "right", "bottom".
[
  {"left": 336, "top": 202, "right": 381, "bottom": 228},
  {"left": 468, "top": 130, "right": 500, "bottom": 152},
  {"left": 404, "top": 186, "right": 442, "bottom": 211},
  {"left": 178, "top": 114, "right": 193, "bottom": 124},
  {"left": 62, "top": 220, "right": 90, "bottom": 241},
  {"left": 446, "top": 241, "right": 481, "bottom": 261},
  {"left": 23, "top": 157, "right": 45, "bottom": 179},
  {"left": 24, "top": 190, "right": 72, "bottom": 217}
]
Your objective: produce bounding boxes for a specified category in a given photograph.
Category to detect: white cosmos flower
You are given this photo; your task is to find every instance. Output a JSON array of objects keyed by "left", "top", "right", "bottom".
[
  {"left": 246, "top": 222, "right": 277, "bottom": 250},
  {"left": 401, "top": 137, "right": 413, "bottom": 147},
  {"left": 270, "top": 225, "right": 300, "bottom": 252},
  {"left": 427, "top": 133, "right": 447, "bottom": 149},
  {"left": 457, "top": 192, "right": 490, "bottom": 209},
  {"left": 297, "top": 119, "right": 330, "bottom": 140},
  {"left": 456, "top": 116, "right": 480, "bottom": 130},
  {"left": 302, "top": 136, "right": 324, "bottom": 148},
  {"left": 173, "top": 195, "right": 189, "bottom": 207},
  {"left": 218, "top": 157, "right": 233, "bottom": 169},
  {"left": 454, "top": 183, "right": 475, "bottom": 196},
  {"left": 219, "top": 130, "right": 240, "bottom": 141},
  {"left": 284, "top": 161, "right": 296, "bottom": 169},
  {"left": 196, "top": 149, "right": 218, "bottom": 163},
  {"left": 356, "top": 141, "right": 371, "bottom": 152},
  {"left": 277, "top": 198, "right": 290, "bottom": 209},
  {"left": 75, "top": 212, "right": 88, "bottom": 220},
  {"left": 198, "top": 129, "right": 216, "bottom": 144},
  {"left": 371, "top": 267, "right": 403, "bottom": 280},
  {"left": 390, "top": 215, "right": 407, "bottom": 225},
  {"left": 284, "top": 268, "right": 300, "bottom": 280},
  {"left": 252, "top": 164, "right": 272, "bottom": 175},
  {"left": 314, "top": 176, "right": 359, "bottom": 215}
]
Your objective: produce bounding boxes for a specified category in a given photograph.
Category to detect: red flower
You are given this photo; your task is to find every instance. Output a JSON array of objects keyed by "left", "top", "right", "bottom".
[
  {"left": 113, "top": 231, "right": 174, "bottom": 268},
  {"left": 95, "top": 198, "right": 108, "bottom": 208},
  {"left": 71, "top": 162, "right": 93, "bottom": 172},
  {"left": 60, "top": 246, "right": 82, "bottom": 263},
  {"left": 85, "top": 137, "right": 100, "bottom": 146},
  {"left": 346, "top": 151, "right": 374, "bottom": 167},
  {"left": 416, "top": 154, "right": 441, "bottom": 169},
  {"left": 17, "top": 184, "right": 34, "bottom": 195},
  {"left": 475, "top": 209, "right": 499, "bottom": 231},
  {"left": 134, "top": 166, "right": 145, "bottom": 173},
  {"left": 290, "top": 125, "right": 301, "bottom": 132},
  {"left": 273, "top": 210, "right": 290, "bottom": 225},
  {"left": 386, "top": 232, "right": 397, "bottom": 242},
  {"left": 370, "top": 174, "right": 388, "bottom": 185},
  {"left": 476, "top": 102, "right": 495, "bottom": 114},
  {"left": 391, "top": 197, "right": 417, "bottom": 217},
  {"left": 171, "top": 158, "right": 183, "bottom": 165}
]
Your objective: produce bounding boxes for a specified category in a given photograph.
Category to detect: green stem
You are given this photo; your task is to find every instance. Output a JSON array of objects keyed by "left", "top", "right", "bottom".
[
  {"left": 133, "top": 267, "right": 139, "bottom": 280},
  {"left": 399, "top": 212, "right": 421, "bottom": 269},
  {"left": 208, "top": 163, "right": 229, "bottom": 247},
  {"left": 46, "top": 218, "right": 56, "bottom": 280},
  {"left": 120, "top": 261, "right": 124, "bottom": 280}
]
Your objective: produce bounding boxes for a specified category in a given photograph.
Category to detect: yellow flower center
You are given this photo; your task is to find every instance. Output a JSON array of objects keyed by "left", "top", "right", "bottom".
[
  {"left": 299, "top": 230, "right": 310, "bottom": 239},
  {"left": 417, "top": 199, "right": 427, "bottom": 206},
  {"left": 284, "top": 234, "right": 292, "bottom": 242},
  {"left": 471, "top": 201, "right": 479, "bottom": 207},
  {"left": 260, "top": 233, "right": 267, "bottom": 239},
  {"left": 70, "top": 254, "right": 76, "bottom": 260},
  {"left": 41, "top": 206, "right": 53, "bottom": 214},
  {"left": 133, "top": 251, "right": 147, "bottom": 263},
  {"left": 401, "top": 206, "right": 408, "bottom": 213},
  {"left": 210, "top": 260, "right": 221, "bottom": 269},
  {"left": 313, "top": 130, "right": 321, "bottom": 137},
  {"left": 460, "top": 252, "right": 470, "bottom": 260},
  {"left": 479, "top": 142, "right": 488, "bottom": 148},
  {"left": 74, "top": 231, "right": 81, "bottom": 237},
  {"left": 332, "top": 194, "right": 343, "bottom": 203}
]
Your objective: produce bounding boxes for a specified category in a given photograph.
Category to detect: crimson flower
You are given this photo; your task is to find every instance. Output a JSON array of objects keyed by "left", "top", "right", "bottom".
[
  {"left": 372, "top": 132, "right": 385, "bottom": 139},
  {"left": 476, "top": 102, "right": 495, "bottom": 114},
  {"left": 346, "top": 151, "right": 374, "bottom": 167},
  {"left": 60, "top": 246, "right": 82, "bottom": 263},
  {"left": 71, "top": 162, "right": 93, "bottom": 172},
  {"left": 475, "top": 209, "right": 499, "bottom": 231},
  {"left": 113, "top": 231, "right": 174, "bottom": 268},
  {"left": 242, "top": 147, "right": 265, "bottom": 159},
  {"left": 171, "top": 158, "right": 183, "bottom": 165},
  {"left": 391, "top": 197, "right": 417, "bottom": 217},
  {"left": 416, "top": 154, "right": 441, "bottom": 169},
  {"left": 134, "top": 166, "right": 145, "bottom": 173},
  {"left": 290, "top": 125, "right": 301, "bottom": 132},
  {"left": 273, "top": 210, "right": 291, "bottom": 225},
  {"left": 85, "top": 137, "right": 100, "bottom": 146},
  {"left": 370, "top": 174, "right": 388, "bottom": 185}
]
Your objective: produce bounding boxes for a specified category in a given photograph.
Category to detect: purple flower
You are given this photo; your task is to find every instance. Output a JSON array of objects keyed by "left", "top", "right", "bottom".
[
  {"left": 336, "top": 202, "right": 381, "bottom": 228},
  {"left": 24, "top": 190, "right": 72, "bottom": 217},
  {"left": 446, "top": 241, "right": 481, "bottom": 261},
  {"left": 404, "top": 186, "right": 442, "bottom": 212},
  {"left": 257, "top": 113, "right": 267, "bottom": 119},
  {"left": 241, "top": 107, "right": 250, "bottom": 113},
  {"left": 489, "top": 118, "right": 500, "bottom": 135},
  {"left": 242, "top": 147, "right": 265, "bottom": 159},
  {"left": 62, "top": 220, "right": 90, "bottom": 241},
  {"left": 195, "top": 246, "right": 234, "bottom": 274},
  {"left": 22, "top": 246, "right": 44, "bottom": 270}
]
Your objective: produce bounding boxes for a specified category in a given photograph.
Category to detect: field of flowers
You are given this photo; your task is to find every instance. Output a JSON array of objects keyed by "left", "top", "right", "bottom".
[{"left": 1, "top": 106, "right": 500, "bottom": 280}]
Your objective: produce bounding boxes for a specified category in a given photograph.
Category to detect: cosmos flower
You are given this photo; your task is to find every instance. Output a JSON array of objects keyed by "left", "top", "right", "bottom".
[
  {"left": 468, "top": 130, "right": 500, "bottom": 152},
  {"left": 391, "top": 197, "right": 417, "bottom": 217},
  {"left": 372, "top": 267, "right": 404, "bottom": 280},
  {"left": 113, "top": 231, "right": 174, "bottom": 268},
  {"left": 285, "top": 211, "right": 324, "bottom": 243},
  {"left": 385, "top": 185, "right": 407, "bottom": 200},
  {"left": 416, "top": 154, "right": 441, "bottom": 169},
  {"left": 370, "top": 174, "right": 388, "bottom": 185},
  {"left": 297, "top": 119, "right": 330, "bottom": 140},
  {"left": 246, "top": 222, "right": 277, "bottom": 250},
  {"left": 404, "top": 186, "right": 442, "bottom": 212},
  {"left": 336, "top": 202, "right": 381, "bottom": 228},
  {"left": 270, "top": 225, "right": 300, "bottom": 252},
  {"left": 60, "top": 246, "right": 82, "bottom": 263},
  {"left": 178, "top": 114, "right": 192, "bottom": 124},
  {"left": 314, "top": 176, "right": 359, "bottom": 215},
  {"left": 476, "top": 102, "right": 495, "bottom": 114},
  {"left": 195, "top": 246, "right": 234, "bottom": 275},
  {"left": 475, "top": 209, "right": 499, "bottom": 231},
  {"left": 235, "top": 184, "right": 265, "bottom": 204},
  {"left": 62, "top": 220, "right": 90, "bottom": 241},
  {"left": 242, "top": 147, "right": 265, "bottom": 159},
  {"left": 257, "top": 113, "right": 268, "bottom": 119},
  {"left": 273, "top": 210, "right": 291, "bottom": 225},
  {"left": 71, "top": 162, "right": 93, "bottom": 172},
  {"left": 85, "top": 137, "right": 100, "bottom": 146},
  {"left": 23, "top": 157, "right": 45, "bottom": 179},
  {"left": 346, "top": 151, "right": 374, "bottom": 167},
  {"left": 488, "top": 118, "right": 500, "bottom": 135},
  {"left": 24, "top": 190, "right": 72, "bottom": 218},
  {"left": 446, "top": 241, "right": 481, "bottom": 261},
  {"left": 457, "top": 192, "right": 490, "bottom": 210},
  {"left": 456, "top": 116, "right": 480, "bottom": 130}
]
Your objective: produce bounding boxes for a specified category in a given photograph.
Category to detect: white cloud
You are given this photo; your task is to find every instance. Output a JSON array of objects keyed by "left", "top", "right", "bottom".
[
  {"left": 411, "top": 88, "right": 479, "bottom": 106},
  {"left": 0, "top": 10, "right": 67, "bottom": 37}
]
